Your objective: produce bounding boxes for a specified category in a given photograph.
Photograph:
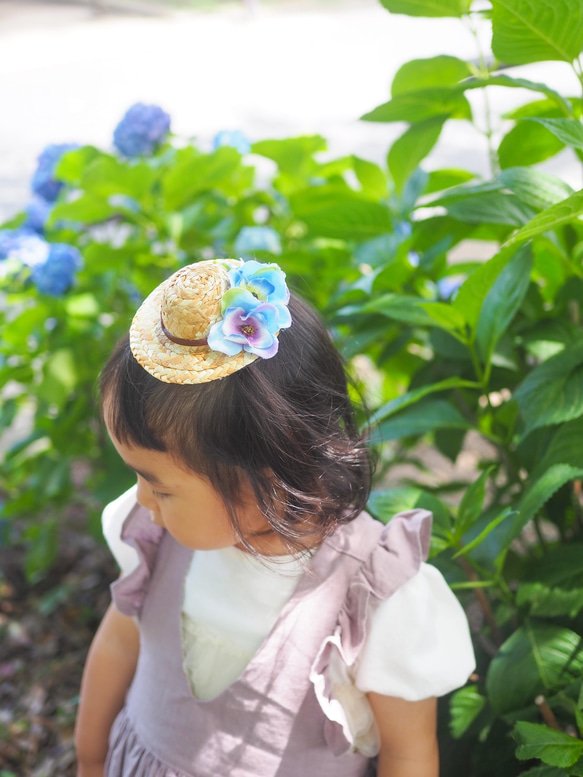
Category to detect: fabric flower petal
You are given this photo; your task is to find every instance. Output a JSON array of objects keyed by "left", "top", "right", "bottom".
[
  {"left": 245, "top": 335, "right": 278, "bottom": 359},
  {"left": 207, "top": 319, "right": 244, "bottom": 356}
]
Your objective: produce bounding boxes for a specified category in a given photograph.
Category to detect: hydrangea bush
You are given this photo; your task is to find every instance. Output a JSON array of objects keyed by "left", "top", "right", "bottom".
[{"left": 2, "top": 3, "right": 583, "bottom": 772}]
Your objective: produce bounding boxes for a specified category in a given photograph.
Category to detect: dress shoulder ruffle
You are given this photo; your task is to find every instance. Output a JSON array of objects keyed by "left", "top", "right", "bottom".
[
  {"left": 110, "top": 503, "right": 165, "bottom": 618},
  {"left": 309, "top": 509, "right": 432, "bottom": 757}
]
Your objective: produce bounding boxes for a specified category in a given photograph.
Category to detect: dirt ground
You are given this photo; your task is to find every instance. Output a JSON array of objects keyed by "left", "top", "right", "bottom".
[{"left": 0, "top": 522, "right": 116, "bottom": 777}]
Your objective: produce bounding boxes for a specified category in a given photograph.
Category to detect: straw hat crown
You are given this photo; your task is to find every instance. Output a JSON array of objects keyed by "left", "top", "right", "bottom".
[{"left": 160, "top": 261, "right": 229, "bottom": 342}]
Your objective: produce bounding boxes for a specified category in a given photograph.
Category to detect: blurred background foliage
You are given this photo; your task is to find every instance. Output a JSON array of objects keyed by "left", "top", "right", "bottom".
[{"left": 2, "top": 0, "right": 583, "bottom": 773}]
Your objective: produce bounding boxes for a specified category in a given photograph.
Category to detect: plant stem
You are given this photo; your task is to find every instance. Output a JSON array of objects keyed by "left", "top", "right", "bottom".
[
  {"left": 535, "top": 695, "right": 562, "bottom": 731},
  {"left": 466, "top": 16, "right": 499, "bottom": 178},
  {"left": 458, "top": 556, "right": 504, "bottom": 646},
  {"left": 571, "top": 58, "right": 583, "bottom": 184}
]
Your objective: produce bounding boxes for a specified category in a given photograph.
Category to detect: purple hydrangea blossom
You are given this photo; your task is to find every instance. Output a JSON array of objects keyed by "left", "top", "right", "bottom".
[
  {"left": 234, "top": 226, "right": 282, "bottom": 258},
  {"left": 31, "top": 143, "right": 78, "bottom": 202},
  {"left": 31, "top": 243, "right": 83, "bottom": 296},
  {"left": 212, "top": 130, "right": 251, "bottom": 155},
  {"left": 228, "top": 260, "right": 291, "bottom": 329},
  {"left": 25, "top": 196, "right": 53, "bottom": 234},
  {"left": 113, "top": 103, "right": 171, "bottom": 157},
  {"left": 207, "top": 288, "right": 281, "bottom": 359}
]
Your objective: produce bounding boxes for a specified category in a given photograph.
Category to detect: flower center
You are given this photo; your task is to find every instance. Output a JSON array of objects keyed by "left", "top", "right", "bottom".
[{"left": 240, "top": 324, "right": 255, "bottom": 336}]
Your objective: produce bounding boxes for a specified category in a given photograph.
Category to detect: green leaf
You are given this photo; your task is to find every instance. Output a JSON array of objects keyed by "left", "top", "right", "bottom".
[
  {"left": 510, "top": 464, "right": 583, "bottom": 540},
  {"left": 361, "top": 88, "right": 472, "bottom": 124},
  {"left": 453, "top": 246, "right": 516, "bottom": 330},
  {"left": 81, "top": 155, "right": 155, "bottom": 199},
  {"left": 499, "top": 121, "right": 566, "bottom": 169},
  {"left": 523, "top": 545, "right": 583, "bottom": 589},
  {"left": 514, "top": 189, "right": 583, "bottom": 244},
  {"left": 163, "top": 147, "right": 242, "bottom": 210},
  {"left": 514, "top": 721, "right": 583, "bottom": 767},
  {"left": 54, "top": 146, "right": 102, "bottom": 185},
  {"left": 417, "top": 301, "right": 467, "bottom": 330},
  {"left": 525, "top": 118, "right": 583, "bottom": 150},
  {"left": 391, "top": 56, "right": 472, "bottom": 96},
  {"left": 290, "top": 189, "right": 392, "bottom": 239},
  {"left": 476, "top": 244, "right": 533, "bottom": 364},
  {"left": 64, "top": 293, "right": 100, "bottom": 318},
  {"left": 461, "top": 74, "right": 572, "bottom": 117},
  {"left": 497, "top": 168, "right": 575, "bottom": 211},
  {"left": 534, "top": 417, "right": 583, "bottom": 478},
  {"left": 369, "top": 377, "right": 479, "bottom": 426},
  {"left": 492, "top": 0, "right": 583, "bottom": 64},
  {"left": 352, "top": 157, "right": 387, "bottom": 200},
  {"left": 372, "top": 398, "right": 471, "bottom": 443},
  {"left": 24, "top": 519, "right": 58, "bottom": 582},
  {"left": 446, "top": 192, "right": 536, "bottom": 226},
  {"left": 388, "top": 117, "right": 446, "bottom": 193},
  {"left": 453, "top": 507, "right": 515, "bottom": 558},
  {"left": 517, "top": 583, "right": 583, "bottom": 618},
  {"left": 252, "top": 135, "right": 326, "bottom": 173},
  {"left": 364, "top": 294, "right": 465, "bottom": 331},
  {"left": 379, "top": 0, "right": 471, "bottom": 16},
  {"left": 38, "top": 349, "right": 78, "bottom": 409},
  {"left": 456, "top": 468, "right": 492, "bottom": 537},
  {"left": 48, "top": 194, "right": 115, "bottom": 225},
  {"left": 515, "top": 341, "right": 583, "bottom": 433},
  {"left": 424, "top": 168, "right": 475, "bottom": 195},
  {"left": 450, "top": 686, "right": 486, "bottom": 738},
  {"left": 487, "top": 624, "right": 583, "bottom": 715},
  {"left": 516, "top": 766, "right": 568, "bottom": 776},
  {"left": 367, "top": 487, "right": 452, "bottom": 533}
]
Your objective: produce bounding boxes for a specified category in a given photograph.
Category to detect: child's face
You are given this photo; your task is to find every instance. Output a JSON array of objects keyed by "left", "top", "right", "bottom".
[{"left": 106, "top": 423, "right": 270, "bottom": 552}]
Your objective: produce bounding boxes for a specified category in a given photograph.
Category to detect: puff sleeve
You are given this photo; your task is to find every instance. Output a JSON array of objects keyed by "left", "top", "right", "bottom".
[
  {"left": 102, "top": 484, "right": 140, "bottom": 575},
  {"left": 355, "top": 562, "right": 475, "bottom": 700}
]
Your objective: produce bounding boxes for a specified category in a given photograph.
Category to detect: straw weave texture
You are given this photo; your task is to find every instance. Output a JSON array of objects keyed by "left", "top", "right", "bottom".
[{"left": 130, "top": 259, "right": 258, "bottom": 384}]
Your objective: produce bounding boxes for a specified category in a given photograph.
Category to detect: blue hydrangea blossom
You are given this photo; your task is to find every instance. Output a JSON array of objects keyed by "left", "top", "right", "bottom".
[
  {"left": 234, "top": 226, "right": 282, "bottom": 258},
  {"left": 113, "top": 103, "right": 171, "bottom": 157},
  {"left": 212, "top": 130, "right": 251, "bottom": 155},
  {"left": 0, "top": 229, "right": 50, "bottom": 266},
  {"left": 25, "top": 196, "right": 53, "bottom": 234},
  {"left": 31, "top": 143, "right": 78, "bottom": 202},
  {"left": 31, "top": 243, "right": 83, "bottom": 296}
]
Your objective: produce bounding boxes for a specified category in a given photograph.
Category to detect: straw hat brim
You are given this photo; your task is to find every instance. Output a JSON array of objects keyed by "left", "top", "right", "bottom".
[{"left": 130, "top": 280, "right": 258, "bottom": 385}]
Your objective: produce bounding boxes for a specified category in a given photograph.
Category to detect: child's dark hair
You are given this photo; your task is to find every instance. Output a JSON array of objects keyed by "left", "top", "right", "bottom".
[{"left": 100, "top": 294, "right": 373, "bottom": 554}]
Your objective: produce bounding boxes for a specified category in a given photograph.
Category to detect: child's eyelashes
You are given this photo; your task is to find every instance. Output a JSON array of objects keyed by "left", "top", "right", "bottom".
[{"left": 153, "top": 491, "right": 171, "bottom": 500}]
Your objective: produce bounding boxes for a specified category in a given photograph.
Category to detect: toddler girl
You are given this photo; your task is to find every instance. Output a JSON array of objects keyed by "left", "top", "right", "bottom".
[{"left": 75, "top": 259, "right": 475, "bottom": 777}]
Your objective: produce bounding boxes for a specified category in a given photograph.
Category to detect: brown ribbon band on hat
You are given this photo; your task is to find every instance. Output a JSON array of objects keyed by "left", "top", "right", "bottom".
[{"left": 160, "top": 314, "right": 207, "bottom": 347}]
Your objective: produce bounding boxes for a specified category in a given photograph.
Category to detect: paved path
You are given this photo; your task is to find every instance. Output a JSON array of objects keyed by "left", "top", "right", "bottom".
[{"left": 0, "top": 0, "right": 578, "bottom": 222}]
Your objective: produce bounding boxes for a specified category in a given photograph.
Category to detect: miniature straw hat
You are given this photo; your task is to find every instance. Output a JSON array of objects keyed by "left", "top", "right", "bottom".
[{"left": 130, "top": 259, "right": 258, "bottom": 384}]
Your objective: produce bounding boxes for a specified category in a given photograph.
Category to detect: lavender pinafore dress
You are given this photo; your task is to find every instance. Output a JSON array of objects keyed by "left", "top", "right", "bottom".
[{"left": 105, "top": 507, "right": 431, "bottom": 777}]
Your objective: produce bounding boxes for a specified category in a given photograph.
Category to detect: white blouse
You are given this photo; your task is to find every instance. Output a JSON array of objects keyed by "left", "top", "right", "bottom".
[{"left": 103, "top": 486, "right": 475, "bottom": 755}]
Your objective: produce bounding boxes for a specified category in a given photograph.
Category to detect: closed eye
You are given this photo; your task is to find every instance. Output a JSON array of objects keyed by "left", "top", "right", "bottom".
[{"left": 153, "top": 491, "right": 171, "bottom": 499}]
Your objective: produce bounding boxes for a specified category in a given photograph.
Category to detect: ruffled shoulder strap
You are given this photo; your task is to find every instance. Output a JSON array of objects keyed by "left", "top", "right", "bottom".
[
  {"left": 110, "top": 503, "right": 165, "bottom": 618},
  {"left": 310, "top": 508, "right": 432, "bottom": 756}
]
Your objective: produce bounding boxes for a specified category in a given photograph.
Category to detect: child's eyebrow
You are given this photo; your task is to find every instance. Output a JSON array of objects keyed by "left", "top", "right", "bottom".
[{"left": 126, "top": 464, "right": 166, "bottom": 488}]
